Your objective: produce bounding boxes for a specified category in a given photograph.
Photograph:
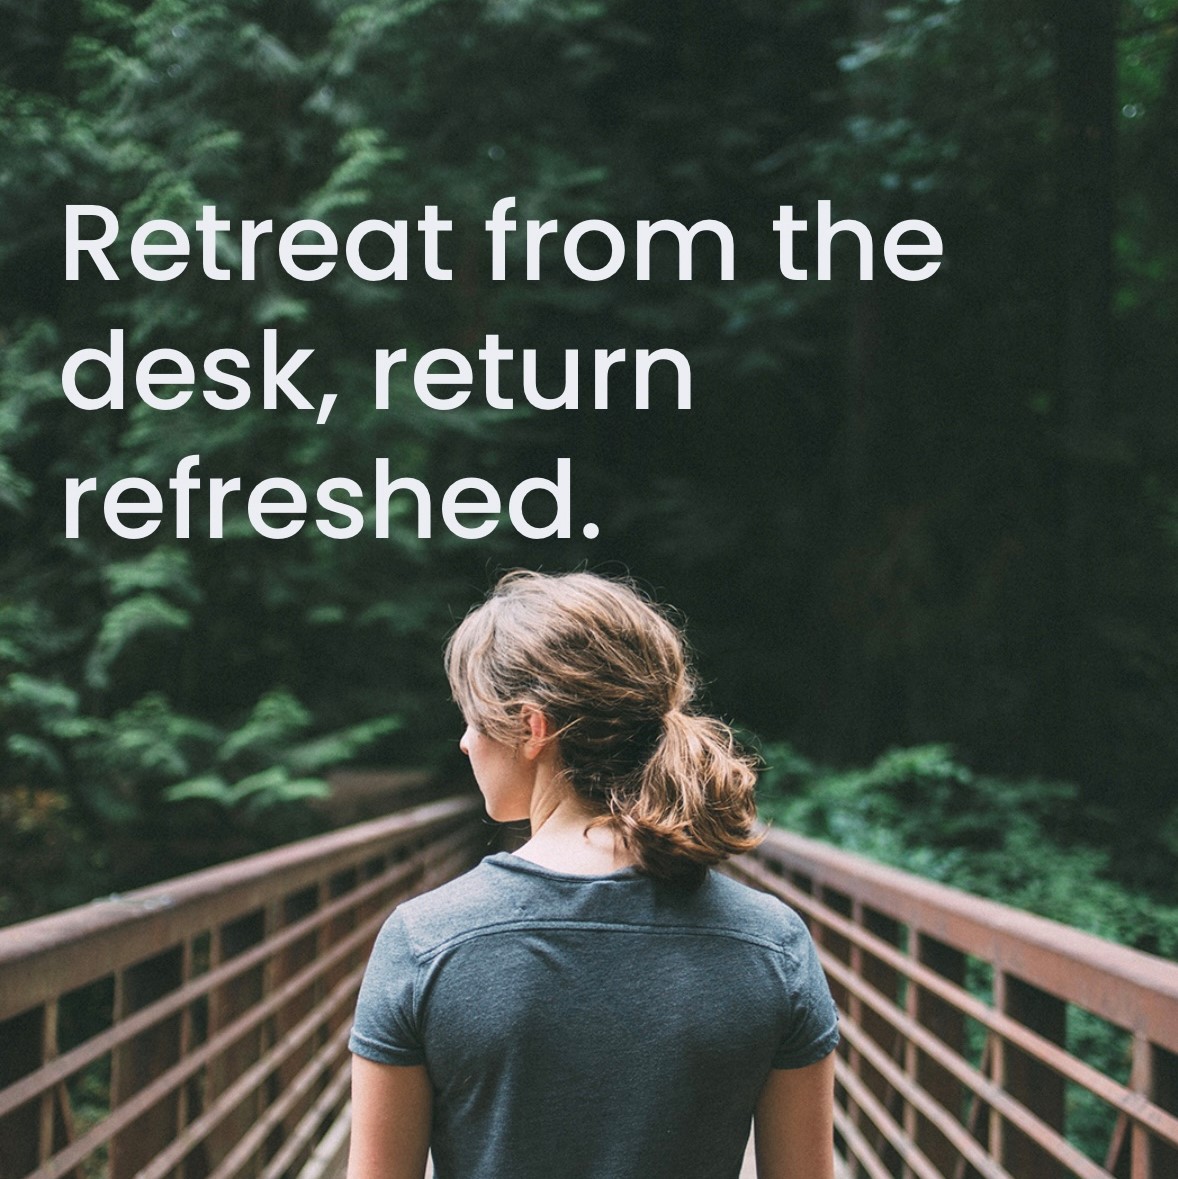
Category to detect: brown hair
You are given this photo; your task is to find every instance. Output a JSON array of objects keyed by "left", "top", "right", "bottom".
[{"left": 444, "top": 570, "right": 760, "bottom": 886}]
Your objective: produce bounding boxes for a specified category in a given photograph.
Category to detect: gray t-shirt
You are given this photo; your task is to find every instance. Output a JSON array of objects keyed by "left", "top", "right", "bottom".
[{"left": 349, "top": 851, "right": 839, "bottom": 1179}]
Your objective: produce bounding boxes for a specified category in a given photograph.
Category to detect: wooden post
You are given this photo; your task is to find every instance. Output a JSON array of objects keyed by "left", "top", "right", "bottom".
[
  {"left": 913, "top": 933, "right": 965, "bottom": 1177},
  {"left": 859, "top": 908, "right": 904, "bottom": 1177},
  {"left": 324, "top": 866, "right": 363, "bottom": 1056},
  {"left": 204, "top": 909, "right": 266, "bottom": 1172},
  {"left": 275, "top": 885, "right": 322, "bottom": 1149},
  {"left": 994, "top": 971, "right": 1067, "bottom": 1179},
  {"left": 109, "top": 946, "right": 184, "bottom": 1179},
  {"left": 813, "top": 886, "right": 853, "bottom": 1172},
  {"left": 1147, "top": 1042, "right": 1178, "bottom": 1179},
  {"left": 817, "top": 885, "right": 853, "bottom": 1012},
  {"left": 0, "top": 1006, "right": 43, "bottom": 1179},
  {"left": 38, "top": 998, "right": 76, "bottom": 1168}
]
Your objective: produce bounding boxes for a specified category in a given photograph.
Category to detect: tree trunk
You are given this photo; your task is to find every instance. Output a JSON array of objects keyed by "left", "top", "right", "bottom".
[{"left": 1048, "top": 0, "right": 1117, "bottom": 787}]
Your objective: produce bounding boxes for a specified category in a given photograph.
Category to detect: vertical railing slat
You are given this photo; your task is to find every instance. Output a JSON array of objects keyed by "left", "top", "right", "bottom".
[
  {"left": 109, "top": 946, "right": 184, "bottom": 1179},
  {"left": 37, "top": 998, "right": 58, "bottom": 1166},
  {"left": 860, "top": 907, "right": 906, "bottom": 1178},
  {"left": 995, "top": 972, "right": 1067, "bottom": 1179},
  {"left": 914, "top": 934, "right": 966, "bottom": 1177},
  {"left": 903, "top": 926, "right": 920, "bottom": 1179},
  {"left": 206, "top": 908, "right": 267, "bottom": 1175},
  {"left": 0, "top": 1006, "right": 43, "bottom": 1179},
  {"left": 1146, "top": 1042, "right": 1178, "bottom": 1179}
]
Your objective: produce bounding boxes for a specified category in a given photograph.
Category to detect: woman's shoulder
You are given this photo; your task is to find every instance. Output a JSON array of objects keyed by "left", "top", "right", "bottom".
[
  {"left": 381, "top": 854, "right": 816, "bottom": 962},
  {"left": 696, "top": 869, "right": 818, "bottom": 953},
  {"left": 387, "top": 853, "right": 537, "bottom": 956}
]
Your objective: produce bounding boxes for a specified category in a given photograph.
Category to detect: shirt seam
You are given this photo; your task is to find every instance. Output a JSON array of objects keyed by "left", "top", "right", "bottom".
[
  {"left": 485, "top": 852, "right": 646, "bottom": 883},
  {"left": 414, "top": 919, "right": 793, "bottom": 963}
]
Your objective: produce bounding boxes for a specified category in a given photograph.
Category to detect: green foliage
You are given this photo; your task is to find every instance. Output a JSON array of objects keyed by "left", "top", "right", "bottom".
[
  {"left": 165, "top": 688, "right": 401, "bottom": 815},
  {"left": 2, "top": 0, "right": 1178, "bottom": 932},
  {"left": 0, "top": 785, "right": 109, "bottom": 926},
  {"left": 0, "top": 0, "right": 481, "bottom": 915},
  {"left": 758, "top": 742, "right": 1178, "bottom": 959}
]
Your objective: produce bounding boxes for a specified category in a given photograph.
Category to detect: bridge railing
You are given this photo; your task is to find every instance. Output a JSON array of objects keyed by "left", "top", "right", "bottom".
[
  {"left": 730, "top": 828, "right": 1178, "bottom": 1179},
  {"left": 6, "top": 798, "right": 1177, "bottom": 1179},
  {"left": 0, "top": 794, "right": 487, "bottom": 1179}
]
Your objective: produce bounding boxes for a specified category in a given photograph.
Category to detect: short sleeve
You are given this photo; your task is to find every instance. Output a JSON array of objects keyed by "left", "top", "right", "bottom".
[
  {"left": 771, "top": 911, "right": 841, "bottom": 1069},
  {"left": 348, "top": 908, "right": 426, "bottom": 1065}
]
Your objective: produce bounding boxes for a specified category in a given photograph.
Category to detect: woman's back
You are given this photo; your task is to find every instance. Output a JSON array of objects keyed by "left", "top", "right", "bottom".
[
  {"left": 347, "top": 571, "right": 839, "bottom": 1178},
  {"left": 350, "top": 853, "right": 838, "bottom": 1179}
]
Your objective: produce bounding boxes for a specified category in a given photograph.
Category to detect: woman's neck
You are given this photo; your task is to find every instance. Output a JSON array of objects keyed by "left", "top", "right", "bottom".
[{"left": 515, "top": 784, "right": 637, "bottom": 876}]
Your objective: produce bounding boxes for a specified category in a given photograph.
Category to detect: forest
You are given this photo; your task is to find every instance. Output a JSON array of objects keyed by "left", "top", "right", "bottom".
[{"left": 2, "top": 0, "right": 1177, "bottom": 951}]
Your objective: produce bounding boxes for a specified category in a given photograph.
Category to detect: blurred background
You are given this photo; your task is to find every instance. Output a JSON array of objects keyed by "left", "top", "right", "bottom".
[{"left": 1, "top": 0, "right": 1176, "bottom": 951}]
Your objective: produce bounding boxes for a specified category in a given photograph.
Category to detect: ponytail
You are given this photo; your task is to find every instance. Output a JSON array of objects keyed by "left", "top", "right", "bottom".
[{"left": 605, "top": 710, "right": 760, "bottom": 887}]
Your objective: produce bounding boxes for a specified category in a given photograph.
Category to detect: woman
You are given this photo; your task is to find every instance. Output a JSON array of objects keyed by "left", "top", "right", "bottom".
[{"left": 348, "top": 571, "right": 839, "bottom": 1178}]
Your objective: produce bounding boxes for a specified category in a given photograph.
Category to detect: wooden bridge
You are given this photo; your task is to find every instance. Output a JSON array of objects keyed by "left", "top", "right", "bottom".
[{"left": 1, "top": 790, "right": 1177, "bottom": 1179}]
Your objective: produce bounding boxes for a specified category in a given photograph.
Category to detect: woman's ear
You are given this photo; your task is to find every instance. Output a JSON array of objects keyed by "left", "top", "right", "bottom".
[{"left": 519, "top": 706, "right": 551, "bottom": 761}]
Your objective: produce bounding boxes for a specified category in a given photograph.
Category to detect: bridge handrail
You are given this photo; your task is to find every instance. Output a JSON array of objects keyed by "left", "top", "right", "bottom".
[
  {"left": 0, "top": 792, "right": 487, "bottom": 1179},
  {"left": 5, "top": 801, "right": 1177, "bottom": 1179},
  {"left": 733, "top": 826, "right": 1178, "bottom": 1179}
]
